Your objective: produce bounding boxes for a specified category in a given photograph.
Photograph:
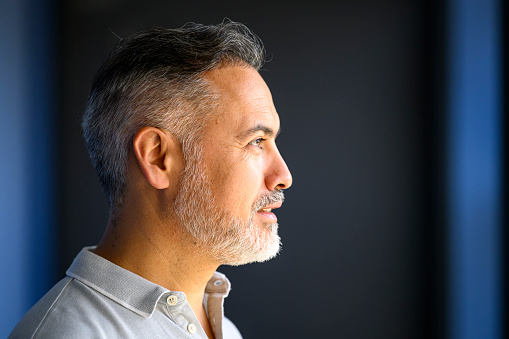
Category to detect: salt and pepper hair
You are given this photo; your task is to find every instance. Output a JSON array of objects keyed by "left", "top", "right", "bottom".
[{"left": 82, "top": 20, "right": 265, "bottom": 210}]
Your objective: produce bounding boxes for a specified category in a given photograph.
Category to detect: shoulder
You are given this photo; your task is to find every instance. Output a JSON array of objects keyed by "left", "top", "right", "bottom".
[
  {"left": 9, "top": 277, "right": 121, "bottom": 338},
  {"left": 223, "top": 316, "right": 243, "bottom": 339},
  {"left": 9, "top": 277, "right": 73, "bottom": 338}
]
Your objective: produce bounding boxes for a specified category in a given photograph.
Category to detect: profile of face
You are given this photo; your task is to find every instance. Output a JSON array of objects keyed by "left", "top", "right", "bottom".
[{"left": 173, "top": 66, "right": 293, "bottom": 266}]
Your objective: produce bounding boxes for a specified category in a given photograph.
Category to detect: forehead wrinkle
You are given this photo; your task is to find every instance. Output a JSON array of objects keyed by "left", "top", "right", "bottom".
[
  {"left": 232, "top": 97, "right": 280, "bottom": 140},
  {"left": 205, "top": 66, "right": 280, "bottom": 141}
]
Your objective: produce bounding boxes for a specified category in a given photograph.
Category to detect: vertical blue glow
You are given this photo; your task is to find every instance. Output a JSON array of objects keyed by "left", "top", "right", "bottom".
[
  {"left": 447, "top": 0, "right": 502, "bottom": 338},
  {"left": 0, "top": 1, "right": 31, "bottom": 336},
  {"left": 0, "top": 0, "right": 56, "bottom": 337}
]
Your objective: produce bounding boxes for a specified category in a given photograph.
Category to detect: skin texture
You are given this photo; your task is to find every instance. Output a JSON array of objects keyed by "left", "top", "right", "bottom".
[
  {"left": 200, "top": 66, "right": 292, "bottom": 229},
  {"left": 93, "top": 66, "right": 292, "bottom": 338}
]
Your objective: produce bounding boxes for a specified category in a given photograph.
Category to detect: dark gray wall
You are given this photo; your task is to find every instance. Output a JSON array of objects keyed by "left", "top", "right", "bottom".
[{"left": 58, "top": 1, "right": 436, "bottom": 338}]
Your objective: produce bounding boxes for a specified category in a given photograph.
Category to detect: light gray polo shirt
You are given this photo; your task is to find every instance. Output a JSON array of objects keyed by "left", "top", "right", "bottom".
[{"left": 9, "top": 247, "right": 242, "bottom": 339}]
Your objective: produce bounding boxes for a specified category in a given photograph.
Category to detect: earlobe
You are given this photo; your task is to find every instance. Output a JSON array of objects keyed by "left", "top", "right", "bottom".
[{"left": 132, "top": 127, "right": 173, "bottom": 190}]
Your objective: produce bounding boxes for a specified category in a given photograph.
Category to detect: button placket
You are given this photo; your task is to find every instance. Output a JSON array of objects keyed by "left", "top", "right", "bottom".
[{"left": 163, "top": 293, "right": 202, "bottom": 336}]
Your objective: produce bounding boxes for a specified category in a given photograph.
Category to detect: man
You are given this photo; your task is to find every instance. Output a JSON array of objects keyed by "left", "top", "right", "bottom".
[{"left": 9, "top": 20, "right": 292, "bottom": 339}]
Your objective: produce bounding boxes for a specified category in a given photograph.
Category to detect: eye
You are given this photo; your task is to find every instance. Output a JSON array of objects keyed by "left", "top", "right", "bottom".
[{"left": 249, "top": 137, "right": 265, "bottom": 148}]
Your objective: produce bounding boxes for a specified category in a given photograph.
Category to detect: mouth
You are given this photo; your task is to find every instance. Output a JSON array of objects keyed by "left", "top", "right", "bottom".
[
  {"left": 255, "top": 201, "right": 283, "bottom": 222},
  {"left": 257, "top": 200, "right": 282, "bottom": 211}
]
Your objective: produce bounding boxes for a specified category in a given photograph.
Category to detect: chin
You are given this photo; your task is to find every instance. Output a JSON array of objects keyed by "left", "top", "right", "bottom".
[{"left": 221, "top": 223, "right": 282, "bottom": 266}]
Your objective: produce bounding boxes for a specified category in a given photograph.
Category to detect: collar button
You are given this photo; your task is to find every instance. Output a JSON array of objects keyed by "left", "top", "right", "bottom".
[{"left": 166, "top": 295, "right": 178, "bottom": 306}]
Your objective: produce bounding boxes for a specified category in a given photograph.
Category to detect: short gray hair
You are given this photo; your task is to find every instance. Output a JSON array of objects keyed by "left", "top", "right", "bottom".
[{"left": 82, "top": 20, "right": 265, "bottom": 209}]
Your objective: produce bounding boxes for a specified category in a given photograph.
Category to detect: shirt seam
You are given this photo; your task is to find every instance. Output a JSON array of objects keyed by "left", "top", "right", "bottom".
[{"left": 31, "top": 278, "right": 74, "bottom": 339}]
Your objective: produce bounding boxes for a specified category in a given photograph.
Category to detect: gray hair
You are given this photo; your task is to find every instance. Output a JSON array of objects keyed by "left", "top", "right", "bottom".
[{"left": 82, "top": 20, "right": 265, "bottom": 210}]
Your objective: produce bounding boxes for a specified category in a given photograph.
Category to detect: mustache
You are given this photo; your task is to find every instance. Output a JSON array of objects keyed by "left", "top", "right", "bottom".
[{"left": 252, "top": 189, "right": 285, "bottom": 212}]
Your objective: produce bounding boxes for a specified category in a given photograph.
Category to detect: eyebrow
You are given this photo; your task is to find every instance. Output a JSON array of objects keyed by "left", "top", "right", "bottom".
[{"left": 238, "top": 124, "right": 281, "bottom": 140}]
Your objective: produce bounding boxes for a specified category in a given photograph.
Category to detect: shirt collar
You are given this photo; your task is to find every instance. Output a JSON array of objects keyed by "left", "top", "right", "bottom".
[
  {"left": 66, "top": 247, "right": 168, "bottom": 318},
  {"left": 205, "top": 271, "right": 231, "bottom": 297},
  {"left": 66, "top": 247, "right": 232, "bottom": 318}
]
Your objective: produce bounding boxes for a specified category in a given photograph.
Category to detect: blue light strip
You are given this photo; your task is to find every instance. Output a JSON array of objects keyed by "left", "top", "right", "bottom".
[
  {"left": 447, "top": 0, "right": 502, "bottom": 338},
  {"left": 0, "top": 0, "right": 56, "bottom": 336},
  {"left": 0, "top": 1, "right": 31, "bottom": 334}
]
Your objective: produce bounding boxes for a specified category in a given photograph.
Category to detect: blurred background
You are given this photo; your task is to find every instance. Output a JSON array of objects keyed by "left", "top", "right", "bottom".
[{"left": 0, "top": 0, "right": 507, "bottom": 338}]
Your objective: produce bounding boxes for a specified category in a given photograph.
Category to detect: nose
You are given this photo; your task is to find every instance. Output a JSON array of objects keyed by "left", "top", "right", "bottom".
[{"left": 265, "top": 148, "right": 293, "bottom": 191}]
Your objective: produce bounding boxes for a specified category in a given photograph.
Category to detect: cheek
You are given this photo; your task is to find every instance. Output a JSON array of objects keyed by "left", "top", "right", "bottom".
[{"left": 209, "top": 156, "right": 265, "bottom": 213}]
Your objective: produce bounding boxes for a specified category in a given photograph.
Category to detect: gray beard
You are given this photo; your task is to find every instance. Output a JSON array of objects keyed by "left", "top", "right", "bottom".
[{"left": 172, "top": 146, "right": 284, "bottom": 266}]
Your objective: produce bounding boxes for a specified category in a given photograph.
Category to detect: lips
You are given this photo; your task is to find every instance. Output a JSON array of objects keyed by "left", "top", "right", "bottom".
[{"left": 257, "top": 200, "right": 282, "bottom": 212}]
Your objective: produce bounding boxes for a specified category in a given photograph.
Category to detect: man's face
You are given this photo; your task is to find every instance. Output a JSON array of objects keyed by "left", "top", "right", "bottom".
[{"left": 173, "top": 66, "right": 293, "bottom": 265}]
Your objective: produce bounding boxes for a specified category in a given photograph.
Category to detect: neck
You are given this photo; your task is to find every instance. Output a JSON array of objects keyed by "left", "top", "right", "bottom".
[{"left": 93, "top": 208, "right": 219, "bottom": 322}]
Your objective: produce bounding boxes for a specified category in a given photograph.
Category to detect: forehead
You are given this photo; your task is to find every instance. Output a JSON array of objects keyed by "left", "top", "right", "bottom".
[{"left": 203, "top": 66, "right": 279, "bottom": 133}]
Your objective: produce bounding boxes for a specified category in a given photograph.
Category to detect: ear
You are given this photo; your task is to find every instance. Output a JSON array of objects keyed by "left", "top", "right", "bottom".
[{"left": 132, "top": 127, "right": 179, "bottom": 190}]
